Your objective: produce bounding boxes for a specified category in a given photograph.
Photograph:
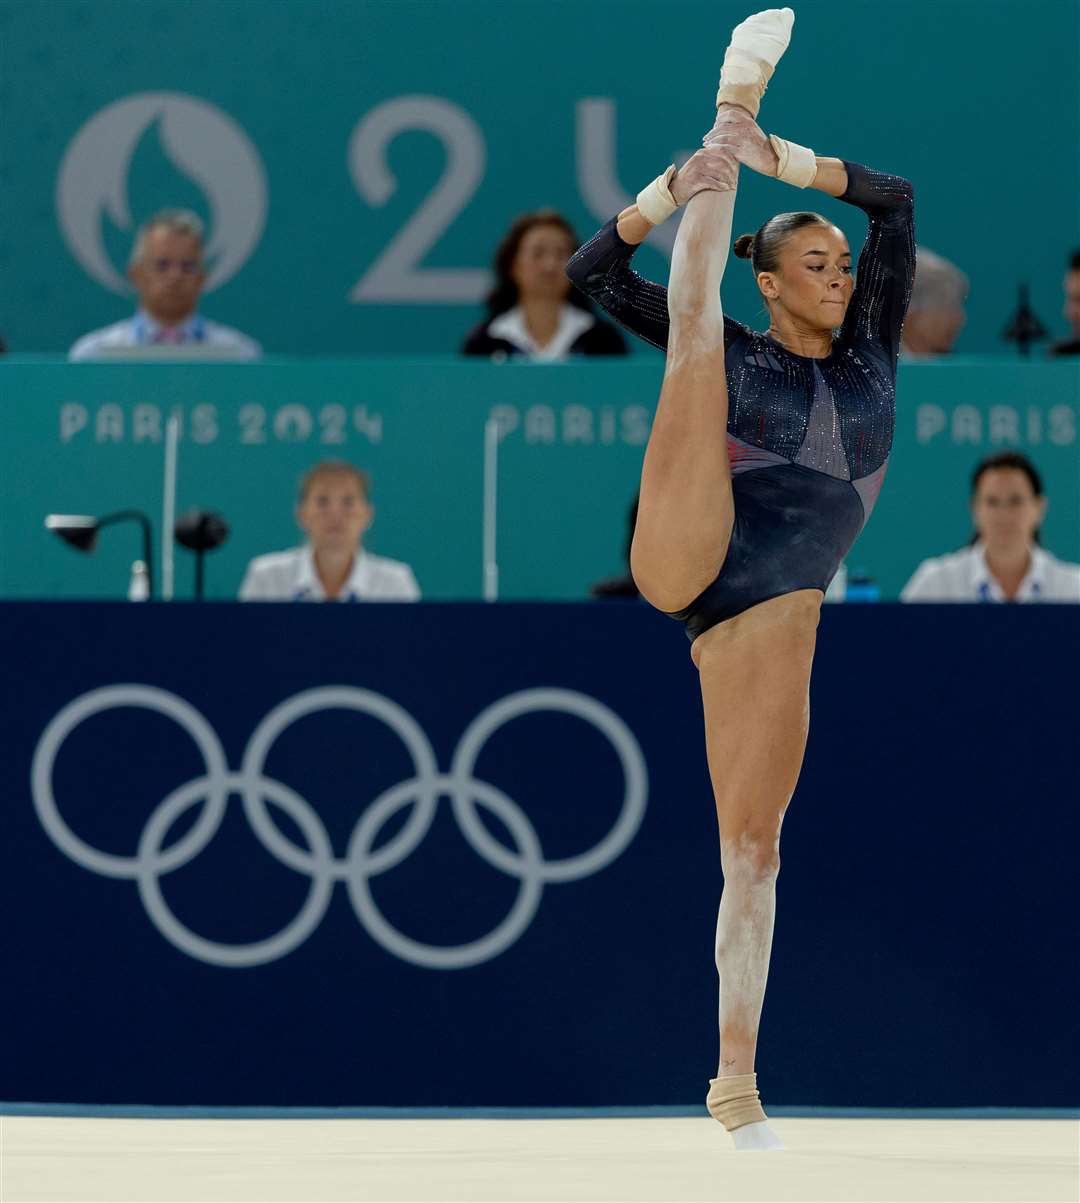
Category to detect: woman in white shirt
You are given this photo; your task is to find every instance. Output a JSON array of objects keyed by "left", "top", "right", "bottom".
[
  {"left": 461, "top": 210, "right": 627, "bottom": 361},
  {"left": 239, "top": 461, "right": 420, "bottom": 602},
  {"left": 902, "top": 452, "right": 1080, "bottom": 602}
]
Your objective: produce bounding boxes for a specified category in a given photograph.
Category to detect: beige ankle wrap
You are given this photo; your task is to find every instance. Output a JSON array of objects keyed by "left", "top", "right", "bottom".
[
  {"left": 706, "top": 1073, "right": 768, "bottom": 1131},
  {"left": 714, "top": 49, "right": 775, "bottom": 118},
  {"left": 714, "top": 8, "right": 795, "bottom": 117}
]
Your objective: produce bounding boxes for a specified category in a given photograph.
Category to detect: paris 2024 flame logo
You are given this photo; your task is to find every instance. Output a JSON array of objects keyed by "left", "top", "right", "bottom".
[{"left": 56, "top": 92, "right": 267, "bottom": 294}]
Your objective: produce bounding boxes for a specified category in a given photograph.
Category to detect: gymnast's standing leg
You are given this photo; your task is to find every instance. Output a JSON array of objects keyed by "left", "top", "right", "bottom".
[{"left": 630, "top": 170, "right": 812, "bottom": 1153}]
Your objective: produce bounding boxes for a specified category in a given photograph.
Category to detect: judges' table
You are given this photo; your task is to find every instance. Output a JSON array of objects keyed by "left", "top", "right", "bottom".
[
  {"left": 2, "top": 600, "right": 1077, "bottom": 1109},
  {"left": 1, "top": 357, "right": 1078, "bottom": 602}
]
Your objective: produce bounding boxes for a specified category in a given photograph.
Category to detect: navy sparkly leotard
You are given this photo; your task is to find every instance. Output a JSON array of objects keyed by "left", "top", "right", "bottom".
[{"left": 566, "top": 161, "right": 915, "bottom": 640}]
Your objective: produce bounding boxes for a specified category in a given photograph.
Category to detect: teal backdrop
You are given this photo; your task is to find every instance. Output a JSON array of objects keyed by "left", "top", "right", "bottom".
[
  {"left": 2, "top": 0, "right": 1079, "bottom": 356},
  {"left": 1, "top": 359, "right": 1077, "bottom": 601}
]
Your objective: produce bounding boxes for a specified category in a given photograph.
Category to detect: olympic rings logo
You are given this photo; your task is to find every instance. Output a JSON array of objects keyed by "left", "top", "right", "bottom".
[{"left": 30, "top": 685, "right": 648, "bottom": 970}]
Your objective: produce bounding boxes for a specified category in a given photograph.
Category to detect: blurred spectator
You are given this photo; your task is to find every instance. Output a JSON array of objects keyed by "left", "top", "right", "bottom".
[
  {"left": 591, "top": 495, "right": 639, "bottom": 598},
  {"left": 901, "top": 452, "right": 1080, "bottom": 602},
  {"left": 1048, "top": 248, "right": 1080, "bottom": 357},
  {"left": 823, "top": 562, "right": 848, "bottom": 602},
  {"left": 462, "top": 209, "right": 626, "bottom": 360},
  {"left": 239, "top": 461, "right": 420, "bottom": 602},
  {"left": 69, "top": 210, "right": 261, "bottom": 361},
  {"left": 900, "top": 247, "right": 968, "bottom": 357}
]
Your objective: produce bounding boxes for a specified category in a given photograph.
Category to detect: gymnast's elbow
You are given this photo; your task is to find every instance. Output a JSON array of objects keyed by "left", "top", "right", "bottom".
[
  {"left": 893, "top": 175, "right": 916, "bottom": 208},
  {"left": 564, "top": 250, "right": 592, "bottom": 291}
]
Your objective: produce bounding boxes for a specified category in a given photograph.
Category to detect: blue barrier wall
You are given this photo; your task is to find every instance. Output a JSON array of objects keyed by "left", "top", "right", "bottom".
[{"left": 2, "top": 602, "right": 1077, "bottom": 1108}]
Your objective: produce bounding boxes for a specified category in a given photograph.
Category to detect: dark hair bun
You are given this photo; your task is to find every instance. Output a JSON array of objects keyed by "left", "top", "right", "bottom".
[{"left": 733, "top": 234, "right": 755, "bottom": 260}]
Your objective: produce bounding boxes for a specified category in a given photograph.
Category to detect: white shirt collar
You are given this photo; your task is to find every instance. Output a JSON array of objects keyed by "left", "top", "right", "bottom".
[
  {"left": 488, "top": 304, "right": 595, "bottom": 361},
  {"left": 295, "top": 545, "right": 370, "bottom": 602},
  {"left": 135, "top": 308, "right": 204, "bottom": 343},
  {"left": 971, "top": 542, "right": 1048, "bottom": 602}
]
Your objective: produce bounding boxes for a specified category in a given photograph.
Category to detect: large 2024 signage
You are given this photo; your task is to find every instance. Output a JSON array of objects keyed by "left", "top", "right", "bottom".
[{"left": 58, "top": 92, "right": 684, "bottom": 304}]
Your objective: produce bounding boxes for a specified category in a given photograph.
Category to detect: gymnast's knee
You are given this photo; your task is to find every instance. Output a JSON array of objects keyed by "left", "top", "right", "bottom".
[
  {"left": 721, "top": 831, "right": 782, "bottom": 880},
  {"left": 629, "top": 547, "right": 707, "bottom": 615}
]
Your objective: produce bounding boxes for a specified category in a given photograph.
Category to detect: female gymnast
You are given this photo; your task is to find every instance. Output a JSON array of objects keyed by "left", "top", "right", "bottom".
[{"left": 566, "top": 8, "right": 915, "bottom": 1151}]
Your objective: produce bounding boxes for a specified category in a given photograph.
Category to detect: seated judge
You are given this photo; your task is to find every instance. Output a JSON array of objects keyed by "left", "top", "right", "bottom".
[{"left": 239, "top": 461, "right": 420, "bottom": 601}]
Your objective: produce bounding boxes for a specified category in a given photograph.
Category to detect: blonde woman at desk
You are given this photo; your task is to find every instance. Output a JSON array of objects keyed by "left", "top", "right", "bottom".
[{"left": 240, "top": 462, "right": 420, "bottom": 602}]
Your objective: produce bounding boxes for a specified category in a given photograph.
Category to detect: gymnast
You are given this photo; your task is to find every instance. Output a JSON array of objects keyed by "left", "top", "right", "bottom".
[{"left": 566, "top": 8, "right": 915, "bottom": 1151}]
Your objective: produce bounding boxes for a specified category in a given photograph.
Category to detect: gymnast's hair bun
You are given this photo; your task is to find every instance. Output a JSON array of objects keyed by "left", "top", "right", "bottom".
[{"left": 733, "top": 234, "right": 755, "bottom": 260}]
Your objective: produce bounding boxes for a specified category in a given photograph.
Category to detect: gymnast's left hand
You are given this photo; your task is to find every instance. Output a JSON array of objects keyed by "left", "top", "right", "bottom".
[{"left": 704, "top": 106, "right": 779, "bottom": 178}]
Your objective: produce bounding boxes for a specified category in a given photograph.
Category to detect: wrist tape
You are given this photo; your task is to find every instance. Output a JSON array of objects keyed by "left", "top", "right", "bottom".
[
  {"left": 768, "top": 134, "right": 817, "bottom": 187},
  {"left": 636, "top": 164, "right": 678, "bottom": 226},
  {"left": 706, "top": 1073, "right": 768, "bottom": 1131}
]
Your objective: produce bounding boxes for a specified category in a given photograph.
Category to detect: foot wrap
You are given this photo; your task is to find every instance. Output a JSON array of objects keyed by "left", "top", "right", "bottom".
[
  {"left": 706, "top": 1073, "right": 768, "bottom": 1131},
  {"left": 714, "top": 8, "right": 795, "bottom": 117}
]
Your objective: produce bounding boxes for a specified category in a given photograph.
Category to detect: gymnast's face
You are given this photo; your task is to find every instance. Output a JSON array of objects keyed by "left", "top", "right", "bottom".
[
  {"left": 971, "top": 468, "right": 1046, "bottom": 555},
  {"left": 511, "top": 223, "right": 574, "bottom": 305},
  {"left": 758, "top": 224, "right": 853, "bottom": 331}
]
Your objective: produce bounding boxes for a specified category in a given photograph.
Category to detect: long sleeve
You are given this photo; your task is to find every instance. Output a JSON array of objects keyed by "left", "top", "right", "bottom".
[
  {"left": 836, "top": 162, "right": 916, "bottom": 365},
  {"left": 566, "top": 218, "right": 673, "bottom": 350},
  {"left": 566, "top": 218, "right": 750, "bottom": 353}
]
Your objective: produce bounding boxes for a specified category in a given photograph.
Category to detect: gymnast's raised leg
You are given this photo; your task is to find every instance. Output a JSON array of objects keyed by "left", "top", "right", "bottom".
[{"left": 628, "top": 186, "right": 738, "bottom": 614}]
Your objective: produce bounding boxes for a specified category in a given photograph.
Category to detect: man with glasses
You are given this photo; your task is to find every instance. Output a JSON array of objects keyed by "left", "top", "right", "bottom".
[{"left": 69, "top": 209, "right": 261, "bottom": 360}]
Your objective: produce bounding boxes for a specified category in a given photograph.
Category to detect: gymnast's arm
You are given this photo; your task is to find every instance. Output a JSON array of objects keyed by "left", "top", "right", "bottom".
[
  {"left": 706, "top": 109, "right": 915, "bottom": 361},
  {"left": 565, "top": 147, "right": 749, "bottom": 352},
  {"left": 565, "top": 213, "right": 672, "bottom": 351},
  {"left": 814, "top": 159, "right": 916, "bottom": 361}
]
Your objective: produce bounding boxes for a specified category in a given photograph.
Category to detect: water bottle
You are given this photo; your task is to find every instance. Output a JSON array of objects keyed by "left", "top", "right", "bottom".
[
  {"left": 127, "top": 560, "right": 150, "bottom": 601},
  {"left": 845, "top": 568, "right": 879, "bottom": 603}
]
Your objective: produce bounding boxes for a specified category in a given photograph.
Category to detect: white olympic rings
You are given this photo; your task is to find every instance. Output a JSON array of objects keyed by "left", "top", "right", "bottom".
[{"left": 30, "top": 684, "right": 648, "bottom": 970}]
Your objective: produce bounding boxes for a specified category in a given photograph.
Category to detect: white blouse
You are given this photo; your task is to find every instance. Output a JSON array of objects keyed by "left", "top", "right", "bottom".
[{"left": 901, "top": 543, "right": 1080, "bottom": 603}]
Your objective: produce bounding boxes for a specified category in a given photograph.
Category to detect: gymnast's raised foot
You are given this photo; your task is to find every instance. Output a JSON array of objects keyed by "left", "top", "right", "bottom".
[{"left": 714, "top": 7, "right": 794, "bottom": 117}]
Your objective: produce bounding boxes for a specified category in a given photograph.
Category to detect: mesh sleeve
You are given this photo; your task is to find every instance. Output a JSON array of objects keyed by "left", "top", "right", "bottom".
[
  {"left": 566, "top": 218, "right": 749, "bottom": 353},
  {"left": 836, "top": 162, "right": 916, "bottom": 365},
  {"left": 566, "top": 218, "right": 672, "bottom": 350}
]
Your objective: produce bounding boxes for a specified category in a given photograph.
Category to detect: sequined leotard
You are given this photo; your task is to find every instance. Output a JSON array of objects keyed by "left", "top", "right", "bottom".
[{"left": 566, "top": 161, "right": 915, "bottom": 639}]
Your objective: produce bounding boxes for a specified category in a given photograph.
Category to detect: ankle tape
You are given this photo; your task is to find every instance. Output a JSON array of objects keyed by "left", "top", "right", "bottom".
[{"left": 706, "top": 1073, "right": 767, "bottom": 1131}]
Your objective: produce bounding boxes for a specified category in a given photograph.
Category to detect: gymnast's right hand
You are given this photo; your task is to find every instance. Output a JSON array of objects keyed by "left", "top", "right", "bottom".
[
  {"left": 670, "top": 147, "right": 740, "bottom": 205},
  {"left": 704, "top": 108, "right": 778, "bottom": 178}
]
